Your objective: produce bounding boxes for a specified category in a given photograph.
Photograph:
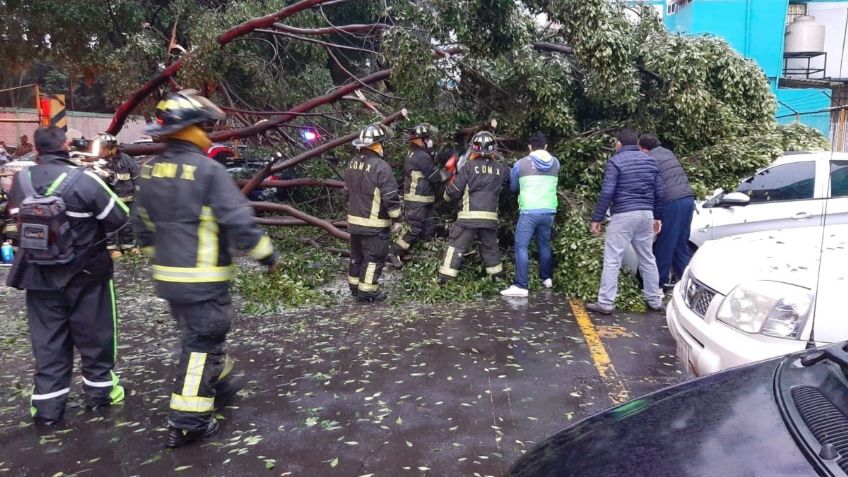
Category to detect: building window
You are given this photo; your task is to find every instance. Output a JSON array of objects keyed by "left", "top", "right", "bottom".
[{"left": 788, "top": 3, "right": 807, "bottom": 25}]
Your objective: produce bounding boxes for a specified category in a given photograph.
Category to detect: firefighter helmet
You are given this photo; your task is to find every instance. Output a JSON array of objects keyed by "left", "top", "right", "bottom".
[
  {"left": 145, "top": 90, "right": 225, "bottom": 136},
  {"left": 96, "top": 133, "right": 118, "bottom": 148},
  {"left": 352, "top": 123, "right": 390, "bottom": 149},
  {"left": 409, "top": 123, "right": 438, "bottom": 139},
  {"left": 470, "top": 131, "right": 497, "bottom": 156}
]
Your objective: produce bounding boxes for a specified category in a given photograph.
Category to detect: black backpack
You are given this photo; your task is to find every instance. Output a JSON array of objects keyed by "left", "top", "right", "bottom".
[{"left": 17, "top": 167, "right": 85, "bottom": 265}]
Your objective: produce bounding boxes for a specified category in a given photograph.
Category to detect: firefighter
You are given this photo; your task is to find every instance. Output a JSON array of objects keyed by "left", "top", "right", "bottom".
[
  {"left": 389, "top": 123, "right": 442, "bottom": 267},
  {"left": 97, "top": 133, "right": 140, "bottom": 258},
  {"left": 132, "top": 90, "right": 278, "bottom": 448},
  {"left": 6, "top": 126, "right": 129, "bottom": 426},
  {"left": 438, "top": 131, "right": 509, "bottom": 282},
  {"left": 345, "top": 123, "right": 401, "bottom": 303}
]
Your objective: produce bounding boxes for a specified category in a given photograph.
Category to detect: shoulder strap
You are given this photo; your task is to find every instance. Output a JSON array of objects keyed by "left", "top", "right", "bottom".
[
  {"left": 50, "top": 167, "right": 85, "bottom": 198},
  {"left": 18, "top": 169, "right": 38, "bottom": 198}
]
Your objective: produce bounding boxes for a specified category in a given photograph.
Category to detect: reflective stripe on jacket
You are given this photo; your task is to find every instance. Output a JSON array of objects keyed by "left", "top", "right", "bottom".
[
  {"left": 402, "top": 146, "right": 440, "bottom": 205},
  {"left": 132, "top": 140, "right": 275, "bottom": 301},
  {"left": 511, "top": 151, "right": 559, "bottom": 214},
  {"left": 5, "top": 152, "right": 129, "bottom": 290},
  {"left": 444, "top": 157, "right": 509, "bottom": 229},
  {"left": 344, "top": 150, "right": 401, "bottom": 235}
]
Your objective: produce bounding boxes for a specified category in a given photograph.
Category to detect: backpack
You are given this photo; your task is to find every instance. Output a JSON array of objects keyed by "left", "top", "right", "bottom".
[{"left": 17, "top": 167, "right": 85, "bottom": 265}]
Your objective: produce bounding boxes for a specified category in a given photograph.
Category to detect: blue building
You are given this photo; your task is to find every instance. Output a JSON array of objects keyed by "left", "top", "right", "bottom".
[{"left": 663, "top": 0, "right": 840, "bottom": 138}]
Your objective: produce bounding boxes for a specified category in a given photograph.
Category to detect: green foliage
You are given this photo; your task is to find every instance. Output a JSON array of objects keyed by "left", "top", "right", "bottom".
[
  {"left": 390, "top": 239, "right": 511, "bottom": 304},
  {"left": 233, "top": 229, "right": 340, "bottom": 314},
  {"left": 551, "top": 208, "right": 646, "bottom": 311}
]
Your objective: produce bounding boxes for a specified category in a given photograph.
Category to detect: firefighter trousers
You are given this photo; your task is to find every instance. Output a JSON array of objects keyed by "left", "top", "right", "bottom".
[
  {"left": 438, "top": 224, "right": 504, "bottom": 281},
  {"left": 348, "top": 232, "right": 388, "bottom": 298},
  {"left": 26, "top": 279, "right": 124, "bottom": 421},
  {"left": 107, "top": 198, "right": 135, "bottom": 251},
  {"left": 167, "top": 294, "right": 235, "bottom": 432},
  {"left": 394, "top": 204, "right": 436, "bottom": 256}
]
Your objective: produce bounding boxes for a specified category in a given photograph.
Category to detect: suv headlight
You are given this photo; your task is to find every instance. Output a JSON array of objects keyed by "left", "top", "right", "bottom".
[{"left": 716, "top": 281, "right": 814, "bottom": 339}]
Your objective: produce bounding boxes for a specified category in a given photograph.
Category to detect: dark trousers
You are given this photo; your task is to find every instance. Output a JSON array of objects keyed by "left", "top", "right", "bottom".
[
  {"left": 26, "top": 279, "right": 123, "bottom": 421},
  {"left": 348, "top": 232, "right": 389, "bottom": 298},
  {"left": 107, "top": 199, "right": 135, "bottom": 251},
  {"left": 394, "top": 204, "right": 436, "bottom": 255},
  {"left": 654, "top": 196, "right": 696, "bottom": 288},
  {"left": 168, "top": 294, "right": 233, "bottom": 432},
  {"left": 438, "top": 224, "right": 503, "bottom": 281}
]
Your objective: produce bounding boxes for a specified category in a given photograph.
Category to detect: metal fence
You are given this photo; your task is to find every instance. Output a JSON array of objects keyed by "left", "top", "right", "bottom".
[{"left": 0, "top": 108, "right": 149, "bottom": 148}]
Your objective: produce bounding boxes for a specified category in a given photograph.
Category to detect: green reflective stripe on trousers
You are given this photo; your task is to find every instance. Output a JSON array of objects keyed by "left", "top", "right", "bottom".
[
  {"left": 109, "top": 371, "right": 125, "bottom": 404},
  {"left": 518, "top": 175, "right": 558, "bottom": 210},
  {"left": 109, "top": 280, "right": 118, "bottom": 362}
]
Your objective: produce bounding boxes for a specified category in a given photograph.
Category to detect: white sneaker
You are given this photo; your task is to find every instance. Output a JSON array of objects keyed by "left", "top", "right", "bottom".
[
  {"left": 500, "top": 285, "right": 529, "bottom": 297},
  {"left": 542, "top": 278, "right": 553, "bottom": 289}
]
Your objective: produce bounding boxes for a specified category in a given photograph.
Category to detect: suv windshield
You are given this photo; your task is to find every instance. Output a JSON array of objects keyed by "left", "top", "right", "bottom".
[{"left": 736, "top": 161, "right": 815, "bottom": 202}]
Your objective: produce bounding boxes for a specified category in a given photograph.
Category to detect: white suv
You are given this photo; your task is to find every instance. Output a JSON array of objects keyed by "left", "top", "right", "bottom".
[{"left": 666, "top": 224, "right": 847, "bottom": 376}]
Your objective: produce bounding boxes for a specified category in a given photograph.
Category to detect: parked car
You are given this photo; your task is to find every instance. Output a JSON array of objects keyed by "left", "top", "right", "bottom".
[
  {"left": 507, "top": 341, "right": 848, "bottom": 477},
  {"left": 666, "top": 224, "right": 847, "bottom": 376},
  {"left": 624, "top": 150, "right": 848, "bottom": 273}
]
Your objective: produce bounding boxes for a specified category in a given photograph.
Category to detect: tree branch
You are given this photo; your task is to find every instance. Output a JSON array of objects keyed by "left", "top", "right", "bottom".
[
  {"left": 271, "top": 23, "right": 390, "bottom": 36},
  {"left": 251, "top": 202, "right": 350, "bottom": 241},
  {"left": 237, "top": 178, "right": 345, "bottom": 189},
  {"left": 120, "top": 69, "right": 392, "bottom": 156},
  {"left": 106, "top": 60, "right": 183, "bottom": 135},
  {"left": 218, "top": 0, "right": 335, "bottom": 46}
]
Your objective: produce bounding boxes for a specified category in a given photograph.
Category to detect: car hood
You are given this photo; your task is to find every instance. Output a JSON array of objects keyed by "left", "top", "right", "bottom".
[
  {"left": 507, "top": 359, "right": 811, "bottom": 477},
  {"left": 689, "top": 224, "right": 848, "bottom": 296}
]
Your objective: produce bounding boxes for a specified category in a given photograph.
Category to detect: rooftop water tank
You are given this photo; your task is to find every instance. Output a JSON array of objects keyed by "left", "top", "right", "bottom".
[{"left": 785, "top": 16, "right": 825, "bottom": 54}]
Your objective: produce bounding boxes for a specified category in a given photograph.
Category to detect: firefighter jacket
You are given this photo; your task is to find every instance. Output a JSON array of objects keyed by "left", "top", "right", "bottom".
[
  {"left": 5, "top": 152, "right": 129, "bottom": 290},
  {"left": 402, "top": 146, "right": 441, "bottom": 206},
  {"left": 345, "top": 149, "right": 401, "bottom": 235},
  {"left": 444, "top": 156, "right": 509, "bottom": 229},
  {"left": 132, "top": 140, "right": 276, "bottom": 303},
  {"left": 107, "top": 152, "right": 140, "bottom": 201}
]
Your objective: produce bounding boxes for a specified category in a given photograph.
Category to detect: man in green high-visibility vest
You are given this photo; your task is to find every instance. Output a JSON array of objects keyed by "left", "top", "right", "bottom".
[{"left": 501, "top": 132, "right": 560, "bottom": 298}]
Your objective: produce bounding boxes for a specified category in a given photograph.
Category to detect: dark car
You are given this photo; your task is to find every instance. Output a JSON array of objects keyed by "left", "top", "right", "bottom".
[{"left": 507, "top": 342, "right": 848, "bottom": 477}]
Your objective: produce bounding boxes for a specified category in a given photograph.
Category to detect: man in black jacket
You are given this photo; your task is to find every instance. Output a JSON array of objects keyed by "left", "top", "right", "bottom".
[
  {"left": 97, "top": 133, "right": 140, "bottom": 257},
  {"left": 639, "top": 134, "right": 695, "bottom": 290},
  {"left": 438, "top": 131, "right": 509, "bottom": 282},
  {"left": 345, "top": 123, "right": 401, "bottom": 303},
  {"left": 133, "top": 90, "right": 278, "bottom": 448},
  {"left": 6, "top": 126, "right": 129, "bottom": 426},
  {"left": 390, "top": 123, "right": 442, "bottom": 266}
]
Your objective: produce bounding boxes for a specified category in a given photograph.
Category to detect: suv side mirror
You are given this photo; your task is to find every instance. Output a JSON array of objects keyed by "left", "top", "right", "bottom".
[{"left": 718, "top": 192, "right": 751, "bottom": 207}]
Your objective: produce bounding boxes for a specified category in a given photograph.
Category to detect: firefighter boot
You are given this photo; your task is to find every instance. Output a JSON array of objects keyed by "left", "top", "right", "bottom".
[
  {"left": 166, "top": 418, "right": 221, "bottom": 448},
  {"left": 387, "top": 253, "right": 403, "bottom": 269},
  {"left": 357, "top": 291, "right": 387, "bottom": 304},
  {"left": 214, "top": 374, "right": 244, "bottom": 411}
]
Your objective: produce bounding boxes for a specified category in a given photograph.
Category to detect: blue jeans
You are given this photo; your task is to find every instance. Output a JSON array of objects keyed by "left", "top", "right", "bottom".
[
  {"left": 513, "top": 213, "right": 555, "bottom": 289},
  {"left": 653, "top": 197, "right": 695, "bottom": 288}
]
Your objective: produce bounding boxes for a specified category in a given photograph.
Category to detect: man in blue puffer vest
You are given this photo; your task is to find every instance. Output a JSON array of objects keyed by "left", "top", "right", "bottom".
[
  {"left": 501, "top": 132, "right": 560, "bottom": 297},
  {"left": 586, "top": 129, "right": 665, "bottom": 314}
]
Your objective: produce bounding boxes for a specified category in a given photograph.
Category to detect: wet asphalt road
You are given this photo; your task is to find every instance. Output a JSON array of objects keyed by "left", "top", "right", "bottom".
[{"left": 0, "top": 267, "right": 685, "bottom": 476}]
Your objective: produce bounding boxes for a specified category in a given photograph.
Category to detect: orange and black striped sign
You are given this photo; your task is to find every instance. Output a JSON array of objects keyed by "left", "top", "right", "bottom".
[{"left": 49, "top": 95, "right": 66, "bottom": 130}]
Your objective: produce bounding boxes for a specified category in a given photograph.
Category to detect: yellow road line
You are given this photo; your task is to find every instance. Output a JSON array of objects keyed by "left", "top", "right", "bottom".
[{"left": 569, "top": 299, "right": 630, "bottom": 405}]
